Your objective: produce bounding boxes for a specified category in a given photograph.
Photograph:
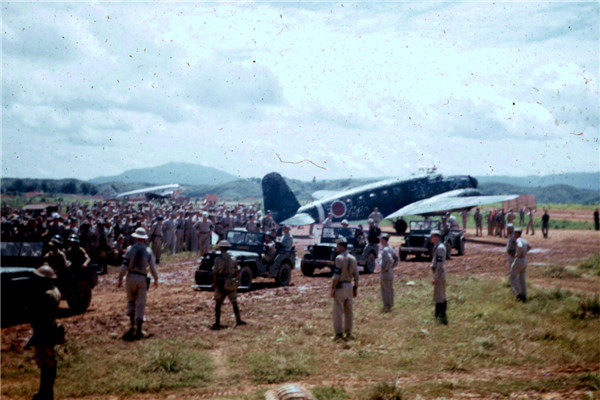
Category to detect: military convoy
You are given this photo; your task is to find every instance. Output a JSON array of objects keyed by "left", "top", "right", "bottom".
[
  {"left": 300, "top": 226, "right": 377, "bottom": 276},
  {"left": 1, "top": 241, "right": 98, "bottom": 319},
  {"left": 195, "top": 229, "right": 296, "bottom": 291},
  {"left": 399, "top": 219, "right": 465, "bottom": 261}
]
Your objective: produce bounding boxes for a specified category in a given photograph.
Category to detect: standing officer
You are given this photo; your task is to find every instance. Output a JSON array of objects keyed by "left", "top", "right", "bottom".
[
  {"left": 526, "top": 208, "right": 535, "bottom": 235},
  {"left": 163, "top": 213, "right": 177, "bottom": 255},
  {"left": 379, "top": 234, "right": 398, "bottom": 312},
  {"left": 510, "top": 228, "right": 531, "bottom": 302},
  {"left": 149, "top": 216, "right": 164, "bottom": 264},
  {"left": 474, "top": 208, "right": 483, "bottom": 237},
  {"left": 506, "top": 224, "right": 516, "bottom": 276},
  {"left": 211, "top": 240, "right": 246, "bottom": 330},
  {"left": 369, "top": 207, "right": 383, "bottom": 226},
  {"left": 117, "top": 227, "right": 159, "bottom": 341},
  {"left": 27, "top": 264, "right": 63, "bottom": 400},
  {"left": 429, "top": 230, "right": 447, "bottom": 325},
  {"left": 195, "top": 212, "right": 213, "bottom": 256},
  {"left": 331, "top": 237, "right": 359, "bottom": 341},
  {"left": 541, "top": 209, "right": 550, "bottom": 238},
  {"left": 65, "top": 234, "right": 90, "bottom": 273},
  {"left": 594, "top": 208, "right": 600, "bottom": 231},
  {"left": 460, "top": 209, "right": 469, "bottom": 230}
]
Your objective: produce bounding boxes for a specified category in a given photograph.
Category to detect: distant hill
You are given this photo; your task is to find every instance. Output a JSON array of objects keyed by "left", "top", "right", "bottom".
[
  {"left": 89, "top": 162, "right": 239, "bottom": 186},
  {"left": 475, "top": 172, "right": 599, "bottom": 191},
  {"left": 479, "top": 183, "right": 600, "bottom": 205}
]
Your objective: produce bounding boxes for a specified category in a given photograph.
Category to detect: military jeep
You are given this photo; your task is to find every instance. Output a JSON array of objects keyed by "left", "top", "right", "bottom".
[
  {"left": 399, "top": 220, "right": 465, "bottom": 261},
  {"left": 194, "top": 229, "right": 295, "bottom": 291},
  {"left": 1, "top": 241, "right": 99, "bottom": 318},
  {"left": 300, "top": 226, "right": 377, "bottom": 276}
]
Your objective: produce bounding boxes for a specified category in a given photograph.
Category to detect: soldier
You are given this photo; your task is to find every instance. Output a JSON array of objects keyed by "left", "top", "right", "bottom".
[
  {"left": 175, "top": 212, "right": 185, "bottom": 252},
  {"left": 183, "top": 212, "right": 195, "bottom": 251},
  {"left": 245, "top": 214, "right": 259, "bottom": 232},
  {"left": 519, "top": 207, "right": 526, "bottom": 226},
  {"left": 262, "top": 233, "right": 276, "bottom": 264},
  {"left": 369, "top": 207, "right": 383, "bottom": 226},
  {"left": 541, "top": 209, "right": 550, "bottom": 238},
  {"left": 149, "top": 216, "right": 164, "bottom": 264},
  {"left": 379, "top": 233, "right": 398, "bottom": 312},
  {"left": 65, "top": 235, "right": 91, "bottom": 273},
  {"left": 117, "top": 227, "right": 159, "bottom": 340},
  {"left": 526, "top": 208, "right": 535, "bottom": 235},
  {"left": 506, "top": 209, "right": 516, "bottom": 226},
  {"left": 447, "top": 213, "right": 459, "bottom": 231},
  {"left": 43, "top": 236, "right": 68, "bottom": 279},
  {"left": 595, "top": 208, "right": 600, "bottom": 231},
  {"left": 195, "top": 212, "right": 213, "bottom": 256},
  {"left": 510, "top": 228, "right": 531, "bottom": 302},
  {"left": 429, "top": 230, "right": 447, "bottom": 325},
  {"left": 261, "top": 210, "right": 276, "bottom": 233},
  {"left": 330, "top": 237, "right": 359, "bottom": 341},
  {"left": 26, "top": 264, "right": 63, "bottom": 400},
  {"left": 487, "top": 209, "right": 495, "bottom": 236},
  {"left": 474, "top": 208, "right": 483, "bottom": 237},
  {"left": 322, "top": 212, "right": 333, "bottom": 228},
  {"left": 506, "top": 224, "right": 516, "bottom": 273},
  {"left": 211, "top": 240, "right": 246, "bottom": 330},
  {"left": 280, "top": 225, "right": 294, "bottom": 251},
  {"left": 163, "top": 213, "right": 176, "bottom": 255}
]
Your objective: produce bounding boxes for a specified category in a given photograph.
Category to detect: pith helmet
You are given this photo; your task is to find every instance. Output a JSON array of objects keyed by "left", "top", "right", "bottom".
[
  {"left": 430, "top": 229, "right": 442, "bottom": 237},
  {"left": 33, "top": 264, "right": 57, "bottom": 279},
  {"left": 217, "top": 240, "right": 232, "bottom": 248},
  {"left": 131, "top": 227, "right": 149, "bottom": 240},
  {"left": 336, "top": 237, "right": 347, "bottom": 244},
  {"left": 341, "top": 219, "right": 349, "bottom": 225}
]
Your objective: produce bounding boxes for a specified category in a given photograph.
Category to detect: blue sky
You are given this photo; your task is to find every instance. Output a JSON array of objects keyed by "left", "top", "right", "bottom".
[{"left": 2, "top": 1, "right": 598, "bottom": 181}]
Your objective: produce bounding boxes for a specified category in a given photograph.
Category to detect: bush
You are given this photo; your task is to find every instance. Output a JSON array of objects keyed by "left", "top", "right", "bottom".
[
  {"left": 571, "top": 295, "right": 600, "bottom": 320},
  {"left": 312, "top": 385, "right": 349, "bottom": 400},
  {"left": 578, "top": 255, "right": 600, "bottom": 276},
  {"left": 247, "top": 350, "right": 313, "bottom": 384},
  {"left": 364, "top": 382, "right": 404, "bottom": 400}
]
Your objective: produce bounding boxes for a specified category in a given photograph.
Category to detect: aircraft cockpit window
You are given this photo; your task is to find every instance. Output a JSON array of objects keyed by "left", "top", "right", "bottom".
[
  {"left": 369, "top": 193, "right": 376, "bottom": 198},
  {"left": 345, "top": 198, "right": 351, "bottom": 203},
  {"left": 392, "top": 187, "right": 402, "bottom": 196},
  {"left": 382, "top": 190, "right": 389, "bottom": 195}
]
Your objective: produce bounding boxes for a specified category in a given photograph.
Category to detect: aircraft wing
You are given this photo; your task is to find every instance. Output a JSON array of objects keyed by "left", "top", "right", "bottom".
[
  {"left": 311, "top": 190, "right": 341, "bottom": 200},
  {"left": 385, "top": 192, "right": 519, "bottom": 219},
  {"left": 280, "top": 213, "right": 316, "bottom": 226}
]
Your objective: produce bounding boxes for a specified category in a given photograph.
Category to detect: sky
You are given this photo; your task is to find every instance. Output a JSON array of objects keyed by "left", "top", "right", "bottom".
[{"left": 2, "top": 1, "right": 599, "bottom": 181}]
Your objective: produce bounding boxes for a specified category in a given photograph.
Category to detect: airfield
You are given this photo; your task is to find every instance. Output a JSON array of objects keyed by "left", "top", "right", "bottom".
[{"left": 2, "top": 222, "right": 599, "bottom": 399}]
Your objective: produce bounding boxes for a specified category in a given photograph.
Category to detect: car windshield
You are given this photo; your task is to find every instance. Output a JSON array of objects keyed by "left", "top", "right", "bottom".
[
  {"left": 409, "top": 220, "right": 440, "bottom": 231},
  {"left": 1, "top": 242, "right": 44, "bottom": 257},
  {"left": 226, "top": 230, "right": 264, "bottom": 246},
  {"left": 322, "top": 227, "right": 356, "bottom": 240}
]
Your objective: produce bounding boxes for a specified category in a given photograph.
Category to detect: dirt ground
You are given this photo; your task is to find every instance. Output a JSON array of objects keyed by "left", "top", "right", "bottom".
[{"left": 2, "top": 225, "right": 599, "bottom": 399}]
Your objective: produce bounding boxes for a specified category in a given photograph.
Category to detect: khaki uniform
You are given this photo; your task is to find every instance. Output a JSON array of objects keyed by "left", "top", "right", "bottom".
[
  {"left": 379, "top": 244, "right": 398, "bottom": 310},
  {"left": 118, "top": 243, "right": 159, "bottom": 321},
  {"left": 510, "top": 237, "right": 531, "bottom": 300},
  {"left": 149, "top": 222, "right": 163, "bottom": 263},
  {"left": 332, "top": 251, "right": 359, "bottom": 336},
  {"left": 30, "top": 285, "right": 62, "bottom": 400},
  {"left": 195, "top": 219, "right": 213, "bottom": 256},
  {"left": 506, "top": 233, "right": 516, "bottom": 271},
  {"left": 163, "top": 218, "right": 176, "bottom": 255},
  {"left": 431, "top": 243, "right": 446, "bottom": 304},
  {"left": 214, "top": 252, "right": 238, "bottom": 302}
]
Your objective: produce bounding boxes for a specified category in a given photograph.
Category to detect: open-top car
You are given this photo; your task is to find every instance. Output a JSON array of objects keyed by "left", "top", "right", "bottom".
[
  {"left": 194, "top": 229, "right": 296, "bottom": 291},
  {"left": 399, "top": 219, "right": 465, "bottom": 261},
  {"left": 300, "top": 226, "right": 377, "bottom": 276},
  {"left": 1, "top": 241, "right": 98, "bottom": 318}
]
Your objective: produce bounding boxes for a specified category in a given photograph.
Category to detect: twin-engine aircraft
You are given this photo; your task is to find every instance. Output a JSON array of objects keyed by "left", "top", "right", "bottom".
[{"left": 262, "top": 171, "right": 517, "bottom": 229}]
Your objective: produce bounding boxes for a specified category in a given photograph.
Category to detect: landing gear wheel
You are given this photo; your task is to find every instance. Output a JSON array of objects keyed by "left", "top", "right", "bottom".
[
  {"left": 458, "top": 238, "right": 465, "bottom": 256},
  {"left": 276, "top": 262, "right": 292, "bottom": 286},
  {"left": 400, "top": 251, "right": 407, "bottom": 261},
  {"left": 239, "top": 266, "right": 252, "bottom": 291}
]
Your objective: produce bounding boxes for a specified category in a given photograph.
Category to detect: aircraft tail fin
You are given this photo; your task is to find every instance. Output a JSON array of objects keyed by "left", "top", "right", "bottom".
[{"left": 261, "top": 172, "right": 301, "bottom": 223}]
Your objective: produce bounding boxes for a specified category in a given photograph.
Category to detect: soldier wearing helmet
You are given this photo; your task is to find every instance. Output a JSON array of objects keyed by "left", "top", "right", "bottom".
[
  {"left": 27, "top": 264, "right": 63, "bottom": 400},
  {"left": 430, "top": 230, "right": 447, "bottom": 325},
  {"left": 65, "top": 234, "right": 90, "bottom": 273},
  {"left": 43, "top": 236, "right": 68, "bottom": 279},
  {"left": 211, "top": 240, "right": 246, "bottom": 330}
]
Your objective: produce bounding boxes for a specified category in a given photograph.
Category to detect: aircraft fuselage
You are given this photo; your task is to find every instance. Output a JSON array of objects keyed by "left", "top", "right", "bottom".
[{"left": 298, "top": 174, "right": 478, "bottom": 222}]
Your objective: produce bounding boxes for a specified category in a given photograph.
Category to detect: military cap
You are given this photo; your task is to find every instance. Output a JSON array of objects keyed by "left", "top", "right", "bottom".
[
  {"left": 381, "top": 233, "right": 390, "bottom": 241},
  {"left": 368, "top": 218, "right": 374, "bottom": 224},
  {"left": 52, "top": 212, "right": 61, "bottom": 220},
  {"left": 506, "top": 223, "right": 514, "bottom": 230},
  {"left": 157, "top": 215, "right": 164, "bottom": 220},
  {"left": 50, "top": 235, "right": 63, "bottom": 246},
  {"left": 217, "top": 240, "right": 232, "bottom": 248},
  {"left": 67, "top": 234, "right": 80, "bottom": 243},
  {"left": 202, "top": 212, "right": 208, "bottom": 217},
  {"left": 430, "top": 229, "right": 442, "bottom": 237},
  {"left": 514, "top": 228, "right": 522, "bottom": 233},
  {"left": 341, "top": 219, "right": 349, "bottom": 225},
  {"left": 336, "top": 236, "right": 347, "bottom": 244},
  {"left": 33, "top": 264, "right": 57, "bottom": 279}
]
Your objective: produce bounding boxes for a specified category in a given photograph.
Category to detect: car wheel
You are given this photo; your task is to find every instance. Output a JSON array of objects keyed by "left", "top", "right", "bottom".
[
  {"left": 67, "top": 280, "right": 92, "bottom": 313},
  {"left": 276, "top": 262, "right": 292, "bottom": 286},
  {"left": 239, "top": 266, "right": 252, "bottom": 291},
  {"left": 364, "top": 252, "right": 376, "bottom": 274},
  {"left": 444, "top": 240, "right": 452, "bottom": 259},
  {"left": 394, "top": 219, "right": 407, "bottom": 235},
  {"left": 458, "top": 237, "right": 465, "bottom": 256},
  {"left": 400, "top": 251, "right": 407, "bottom": 261},
  {"left": 300, "top": 261, "right": 314, "bottom": 276}
]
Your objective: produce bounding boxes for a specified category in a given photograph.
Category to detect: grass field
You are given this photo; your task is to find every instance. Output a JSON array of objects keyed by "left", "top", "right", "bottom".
[{"left": 2, "top": 271, "right": 598, "bottom": 399}]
